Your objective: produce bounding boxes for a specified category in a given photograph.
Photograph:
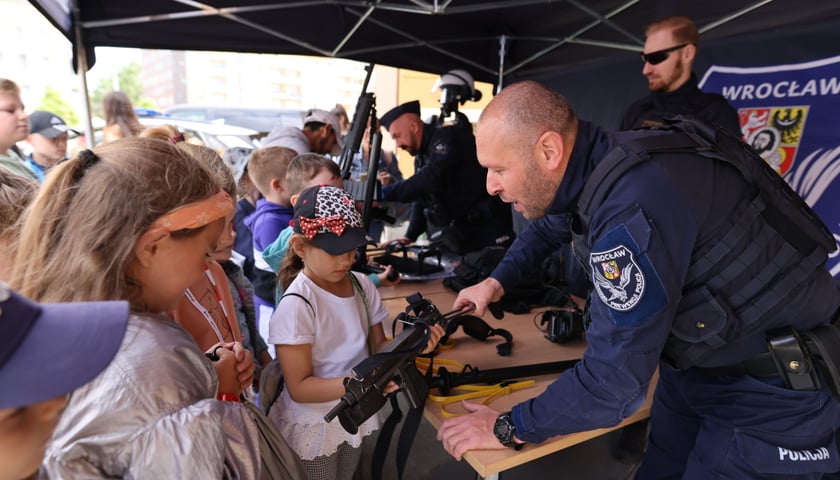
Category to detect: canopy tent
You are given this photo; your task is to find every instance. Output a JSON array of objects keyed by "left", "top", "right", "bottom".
[
  {"left": 30, "top": 1, "right": 839, "bottom": 83},
  {"left": 29, "top": 0, "right": 840, "bottom": 129}
]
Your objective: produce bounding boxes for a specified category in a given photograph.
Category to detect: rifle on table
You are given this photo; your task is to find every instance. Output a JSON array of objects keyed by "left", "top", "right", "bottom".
[
  {"left": 430, "top": 360, "right": 580, "bottom": 395},
  {"left": 324, "top": 292, "right": 472, "bottom": 434}
]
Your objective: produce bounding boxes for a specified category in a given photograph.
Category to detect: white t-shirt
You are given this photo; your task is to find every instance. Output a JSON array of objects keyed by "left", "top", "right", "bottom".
[{"left": 267, "top": 271, "right": 389, "bottom": 459}]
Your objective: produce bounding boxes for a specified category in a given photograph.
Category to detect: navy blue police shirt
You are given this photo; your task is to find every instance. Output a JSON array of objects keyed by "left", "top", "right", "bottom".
[
  {"left": 497, "top": 120, "right": 751, "bottom": 442},
  {"left": 382, "top": 121, "right": 490, "bottom": 241}
]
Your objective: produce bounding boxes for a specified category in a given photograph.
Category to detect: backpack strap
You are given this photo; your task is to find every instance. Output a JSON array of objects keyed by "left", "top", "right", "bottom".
[
  {"left": 279, "top": 292, "right": 315, "bottom": 316},
  {"left": 348, "top": 272, "right": 376, "bottom": 356}
]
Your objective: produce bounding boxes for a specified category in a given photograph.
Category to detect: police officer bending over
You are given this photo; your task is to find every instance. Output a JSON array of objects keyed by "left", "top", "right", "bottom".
[
  {"left": 438, "top": 80, "right": 840, "bottom": 479},
  {"left": 379, "top": 100, "right": 511, "bottom": 253}
]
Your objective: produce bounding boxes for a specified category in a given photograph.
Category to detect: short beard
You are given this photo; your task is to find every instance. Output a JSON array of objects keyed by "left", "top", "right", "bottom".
[{"left": 520, "top": 155, "right": 557, "bottom": 219}]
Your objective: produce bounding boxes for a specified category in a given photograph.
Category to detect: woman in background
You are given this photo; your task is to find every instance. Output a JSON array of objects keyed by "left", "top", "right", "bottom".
[{"left": 101, "top": 91, "right": 143, "bottom": 143}]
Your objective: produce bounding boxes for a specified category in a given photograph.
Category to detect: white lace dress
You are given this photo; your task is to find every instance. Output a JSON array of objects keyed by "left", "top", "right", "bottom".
[{"left": 267, "top": 272, "right": 389, "bottom": 460}]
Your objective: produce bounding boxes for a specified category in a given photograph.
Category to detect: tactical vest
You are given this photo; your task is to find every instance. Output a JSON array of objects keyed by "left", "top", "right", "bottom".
[{"left": 571, "top": 117, "right": 836, "bottom": 369}]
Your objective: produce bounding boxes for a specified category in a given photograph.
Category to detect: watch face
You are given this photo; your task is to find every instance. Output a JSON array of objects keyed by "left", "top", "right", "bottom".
[{"left": 494, "top": 413, "right": 514, "bottom": 443}]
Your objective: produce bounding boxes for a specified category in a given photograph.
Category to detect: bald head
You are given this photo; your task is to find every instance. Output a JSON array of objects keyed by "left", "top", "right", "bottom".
[
  {"left": 478, "top": 81, "right": 579, "bottom": 153},
  {"left": 476, "top": 81, "right": 579, "bottom": 220}
]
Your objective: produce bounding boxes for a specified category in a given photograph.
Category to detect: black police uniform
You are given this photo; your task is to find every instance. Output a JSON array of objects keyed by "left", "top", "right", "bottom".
[
  {"left": 620, "top": 73, "right": 742, "bottom": 137},
  {"left": 491, "top": 118, "right": 840, "bottom": 479},
  {"left": 382, "top": 121, "right": 511, "bottom": 253}
]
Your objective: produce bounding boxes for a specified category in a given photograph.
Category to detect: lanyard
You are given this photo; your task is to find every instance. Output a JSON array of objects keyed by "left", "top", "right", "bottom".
[
  {"left": 428, "top": 380, "right": 536, "bottom": 418},
  {"left": 185, "top": 265, "right": 232, "bottom": 343},
  {"left": 204, "top": 265, "right": 230, "bottom": 320},
  {"left": 185, "top": 288, "right": 225, "bottom": 342}
]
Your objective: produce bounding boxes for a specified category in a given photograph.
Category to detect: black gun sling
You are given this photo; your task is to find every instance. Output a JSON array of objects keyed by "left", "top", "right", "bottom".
[{"left": 371, "top": 360, "right": 433, "bottom": 480}]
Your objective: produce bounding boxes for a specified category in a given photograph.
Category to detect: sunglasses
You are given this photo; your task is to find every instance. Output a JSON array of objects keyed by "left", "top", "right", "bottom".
[{"left": 640, "top": 43, "right": 689, "bottom": 65}]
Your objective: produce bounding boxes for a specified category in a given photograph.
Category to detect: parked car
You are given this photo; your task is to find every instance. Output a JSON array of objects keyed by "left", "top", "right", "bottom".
[
  {"left": 69, "top": 116, "right": 260, "bottom": 156},
  {"left": 140, "top": 116, "right": 260, "bottom": 151},
  {"left": 163, "top": 105, "right": 304, "bottom": 132}
]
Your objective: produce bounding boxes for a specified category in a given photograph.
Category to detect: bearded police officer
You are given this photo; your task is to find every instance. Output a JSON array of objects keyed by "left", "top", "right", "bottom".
[
  {"left": 437, "top": 81, "right": 840, "bottom": 479},
  {"left": 620, "top": 15, "right": 740, "bottom": 137},
  {"left": 379, "top": 100, "right": 511, "bottom": 253}
]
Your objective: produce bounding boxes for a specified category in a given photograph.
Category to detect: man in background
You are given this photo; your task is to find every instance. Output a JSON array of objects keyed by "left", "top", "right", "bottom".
[
  {"left": 24, "top": 110, "right": 77, "bottom": 182},
  {"left": 619, "top": 15, "right": 741, "bottom": 137},
  {"left": 262, "top": 108, "right": 343, "bottom": 156},
  {"left": 379, "top": 100, "right": 511, "bottom": 254}
]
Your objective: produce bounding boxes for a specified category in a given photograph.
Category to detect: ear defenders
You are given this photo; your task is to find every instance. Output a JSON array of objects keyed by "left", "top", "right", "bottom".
[{"left": 537, "top": 307, "right": 584, "bottom": 344}]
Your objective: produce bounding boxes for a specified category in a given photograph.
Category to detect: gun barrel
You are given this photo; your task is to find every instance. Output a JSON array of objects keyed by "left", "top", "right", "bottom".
[{"left": 324, "top": 397, "right": 351, "bottom": 423}]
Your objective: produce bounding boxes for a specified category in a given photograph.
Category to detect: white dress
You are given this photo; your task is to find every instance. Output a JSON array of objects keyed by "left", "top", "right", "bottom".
[{"left": 267, "top": 271, "right": 389, "bottom": 460}]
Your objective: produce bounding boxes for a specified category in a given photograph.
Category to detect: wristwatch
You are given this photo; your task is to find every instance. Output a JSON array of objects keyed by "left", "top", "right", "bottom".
[{"left": 493, "top": 411, "right": 523, "bottom": 449}]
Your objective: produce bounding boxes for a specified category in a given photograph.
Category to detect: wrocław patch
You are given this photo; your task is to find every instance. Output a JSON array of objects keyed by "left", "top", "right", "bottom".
[{"left": 590, "top": 245, "right": 645, "bottom": 311}]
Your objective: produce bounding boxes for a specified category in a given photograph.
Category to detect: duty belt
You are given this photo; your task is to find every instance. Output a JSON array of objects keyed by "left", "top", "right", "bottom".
[{"left": 697, "top": 325, "right": 840, "bottom": 404}]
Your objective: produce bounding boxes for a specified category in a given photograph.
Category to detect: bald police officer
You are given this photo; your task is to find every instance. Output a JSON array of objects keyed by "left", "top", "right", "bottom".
[{"left": 438, "top": 81, "right": 840, "bottom": 479}]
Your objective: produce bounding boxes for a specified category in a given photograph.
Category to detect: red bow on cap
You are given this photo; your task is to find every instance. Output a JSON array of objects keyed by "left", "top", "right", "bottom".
[{"left": 298, "top": 215, "right": 346, "bottom": 240}]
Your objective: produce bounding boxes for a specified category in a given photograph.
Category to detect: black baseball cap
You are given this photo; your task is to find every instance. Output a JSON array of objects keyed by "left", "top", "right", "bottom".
[{"left": 28, "top": 111, "right": 79, "bottom": 138}]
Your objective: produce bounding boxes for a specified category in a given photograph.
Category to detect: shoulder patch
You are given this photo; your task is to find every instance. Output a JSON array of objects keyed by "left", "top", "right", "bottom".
[
  {"left": 590, "top": 244, "right": 645, "bottom": 311},
  {"left": 433, "top": 141, "right": 448, "bottom": 154}
]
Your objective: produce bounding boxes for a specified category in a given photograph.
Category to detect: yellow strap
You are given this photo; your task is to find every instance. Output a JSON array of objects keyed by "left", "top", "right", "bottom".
[
  {"left": 428, "top": 380, "right": 536, "bottom": 418},
  {"left": 414, "top": 355, "right": 464, "bottom": 372}
]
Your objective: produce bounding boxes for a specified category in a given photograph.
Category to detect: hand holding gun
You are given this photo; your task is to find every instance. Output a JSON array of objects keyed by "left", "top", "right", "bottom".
[{"left": 324, "top": 293, "right": 473, "bottom": 434}]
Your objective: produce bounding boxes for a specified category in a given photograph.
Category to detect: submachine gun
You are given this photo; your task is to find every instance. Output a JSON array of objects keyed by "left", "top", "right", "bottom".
[{"left": 324, "top": 292, "right": 472, "bottom": 433}]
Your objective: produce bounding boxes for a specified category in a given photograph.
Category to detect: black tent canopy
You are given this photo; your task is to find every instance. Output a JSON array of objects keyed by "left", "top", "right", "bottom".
[
  {"left": 30, "top": 1, "right": 840, "bottom": 130},
  {"left": 30, "top": 0, "right": 840, "bottom": 84}
]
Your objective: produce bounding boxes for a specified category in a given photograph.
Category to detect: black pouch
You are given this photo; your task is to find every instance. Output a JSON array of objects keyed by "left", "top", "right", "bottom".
[
  {"left": 802, "top": 324, "right": 840, "bottom": 404},
  {"left": 767, "top": 327, "right": 821, "bottom": 392}
]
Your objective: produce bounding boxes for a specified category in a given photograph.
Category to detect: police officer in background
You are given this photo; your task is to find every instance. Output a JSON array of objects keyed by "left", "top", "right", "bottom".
[
  {"left": 620, "top": 15, "right": 741, "bottom": 137},
  {"left": 379, "top": 100, "right": 512, "bottom": 253},
  {"left": 437, "top": 80, "right": 840, "bottom": 479}
]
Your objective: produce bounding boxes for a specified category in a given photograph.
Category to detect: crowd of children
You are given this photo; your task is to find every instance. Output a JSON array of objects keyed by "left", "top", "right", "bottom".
[{"left": 0, "top": 76, "right": 432, "bottom": 480}]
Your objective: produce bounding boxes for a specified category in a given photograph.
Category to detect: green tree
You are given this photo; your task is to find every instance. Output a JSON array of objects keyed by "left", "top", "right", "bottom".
[
  {"left": 90, "top": 62, "right": 157, "bottom": 118},
  {"left": 36, "top": 88, "right": 79, "bottom": 126}
]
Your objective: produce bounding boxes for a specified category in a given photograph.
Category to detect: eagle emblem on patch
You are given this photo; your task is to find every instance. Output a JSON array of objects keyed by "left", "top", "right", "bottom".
[{"left": 590, "top": 245, "right": 645, "bottom": 311}]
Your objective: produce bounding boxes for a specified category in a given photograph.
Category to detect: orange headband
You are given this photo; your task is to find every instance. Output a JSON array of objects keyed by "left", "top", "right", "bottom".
[{"left": 149, "top": 190, "right": 233, "bottom": 231}]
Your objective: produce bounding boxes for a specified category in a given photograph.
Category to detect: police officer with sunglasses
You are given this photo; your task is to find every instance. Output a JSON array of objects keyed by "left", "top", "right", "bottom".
[{"left": 619, "top": 15, "right": 741, "bottom": 137}]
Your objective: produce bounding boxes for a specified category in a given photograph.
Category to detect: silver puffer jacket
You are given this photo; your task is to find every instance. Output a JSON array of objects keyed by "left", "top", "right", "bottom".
[{"left": 42, "top": 314, "right": 260, "bottom": 479}]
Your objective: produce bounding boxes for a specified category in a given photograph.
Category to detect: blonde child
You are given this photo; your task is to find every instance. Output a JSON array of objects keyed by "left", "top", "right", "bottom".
[
  {"left": 10, "top": 138, "right": 258, "bottom": 478},
  {"left": 143, "top": 126, "right": 266, "bottom": 367},
  {"left": 267, "top": 185, "right": 442, "bottom": 479},
  {"left": 262, "top": 153, "right": 396, "bottom": 303},
  {"left": 0, "top": 78, "right": 37, "bottom": 181},
  {"left": 245, "top": 146, "right": 298, "bottom": 350}
]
